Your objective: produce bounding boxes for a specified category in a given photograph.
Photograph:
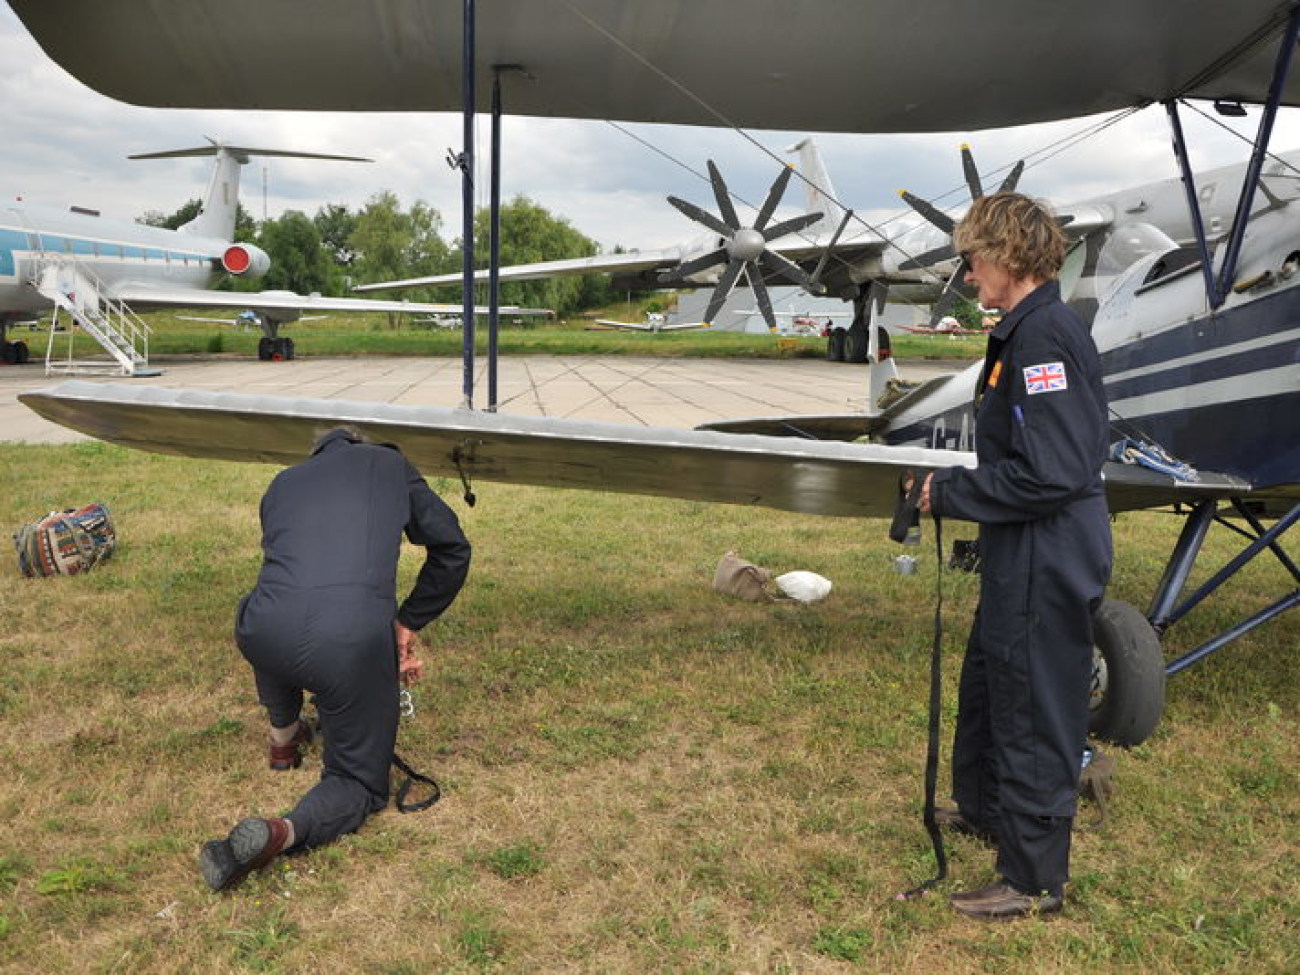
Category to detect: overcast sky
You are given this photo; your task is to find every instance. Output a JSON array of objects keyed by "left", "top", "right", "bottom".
[{"left": 4, "top": 7, "right": 1300, "bottom": 255}]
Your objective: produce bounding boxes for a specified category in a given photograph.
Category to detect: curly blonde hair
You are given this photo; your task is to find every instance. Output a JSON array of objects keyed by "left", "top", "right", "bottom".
[{"left": 953, "top": 192, "right": 1065, "bottom": 282}]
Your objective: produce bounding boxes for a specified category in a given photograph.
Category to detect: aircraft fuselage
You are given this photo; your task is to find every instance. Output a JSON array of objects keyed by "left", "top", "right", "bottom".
[
  {"left": 882, "top": 206, "right": 1300, "bottom": 506},
  {"left": 0, "top": 201, "right": 228, "bottom": 322}
]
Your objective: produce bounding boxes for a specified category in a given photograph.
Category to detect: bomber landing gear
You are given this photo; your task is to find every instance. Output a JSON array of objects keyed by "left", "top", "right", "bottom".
[
  {"left": 257, "top": 336, "right": 295, "bottom": 361},
  {"left": 1089, "top": 597, "right": 1166, "bottom": 747}
]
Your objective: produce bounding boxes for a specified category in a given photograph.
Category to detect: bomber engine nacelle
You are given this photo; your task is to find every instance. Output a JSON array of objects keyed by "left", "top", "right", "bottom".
[
  {"left": 668, "top": 234, "right": 730, "bottom": 285},
  {"left": 220, "top": 243, "right": 271, "bottom": 279}
]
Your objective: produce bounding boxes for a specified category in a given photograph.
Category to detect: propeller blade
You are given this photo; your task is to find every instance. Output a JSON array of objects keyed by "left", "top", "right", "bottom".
[
  {"left": 759, "top": 248, "right": 818, "bottom": 291},
  {"left": 961, "top": 144, "right": 984, "bottom": 199},
  {"left": 707, "top": 164, "right": 738, "bottom": 235},
  {"left": 704, "top": 260, "right": 746, "bottom": 324},
  {"left": 761, "top": 210, "right": 823, "bottom": 243},
  {"left": 897, "top": 244, "right": 957, "bottom": 272},
  {"left": 707, "top": 160, "right": 741, "bottom": 230},
  {"left": 667, "top": 195, "right": 733, "bottom": 238},
  {"left": 929, "top": 259, "right": 969, "bottom": 326},
  {"left": 661, "top": 247, "right": 730, "bottom": 283},
  {"left": 899, "top": 190, "right": 955, "bottom": 235},
  {"left": 754, "top": 164, "right": 794, "bottom": 231},
  {"left": 747, "top": 266, "right": 778, "bottom": 332},
  {"left": 808, "top": 208, "right": 854, "bottom": 292},
  {"left": 997, "top": 159, "right": 1025, "bottom": 195}
]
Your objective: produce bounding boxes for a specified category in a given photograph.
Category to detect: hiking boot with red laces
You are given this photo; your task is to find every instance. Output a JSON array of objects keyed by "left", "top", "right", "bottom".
[
  {"left": 199, "top": 817, "right": 293, "bottom": 891},
  {"left": 268, "top": 719, "right": 314, "bottom": 771}
]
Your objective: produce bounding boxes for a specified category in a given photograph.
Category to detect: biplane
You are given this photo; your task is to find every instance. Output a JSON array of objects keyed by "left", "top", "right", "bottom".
[{"left": 11, "top": 0, "right": 1300, "bottom": 746}]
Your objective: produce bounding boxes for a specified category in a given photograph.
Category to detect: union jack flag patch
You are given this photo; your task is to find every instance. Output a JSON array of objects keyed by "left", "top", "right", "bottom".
[{"left": 1023, "top": 361, "right": 1068, "bottom": 395}]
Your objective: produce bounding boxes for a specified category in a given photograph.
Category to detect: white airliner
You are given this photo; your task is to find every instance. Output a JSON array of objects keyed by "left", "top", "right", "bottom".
[{"left": 0, "top": 140, "right": 545, "bottom": 373}]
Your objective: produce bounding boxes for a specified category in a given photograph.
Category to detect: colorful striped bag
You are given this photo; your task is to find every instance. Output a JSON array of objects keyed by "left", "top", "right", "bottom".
[{"left": 13, "top": 502, "right": 116, "bottom": 577}]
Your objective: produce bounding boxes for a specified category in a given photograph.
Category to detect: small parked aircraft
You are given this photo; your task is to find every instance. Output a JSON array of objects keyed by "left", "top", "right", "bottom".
[
  {"left": 0, "top": 139, "right": 545, "bottom": 373},
  {"left": 12, "top": 0, "right": 1300, "bottom": 747}
]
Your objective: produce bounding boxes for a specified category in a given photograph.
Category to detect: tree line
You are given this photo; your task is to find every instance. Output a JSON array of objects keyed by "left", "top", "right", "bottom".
[{"left": 141, "top": 192, "right": 641, "bottom": 318}]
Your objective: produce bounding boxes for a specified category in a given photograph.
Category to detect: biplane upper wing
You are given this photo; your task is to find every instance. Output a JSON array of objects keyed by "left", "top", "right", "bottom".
[{"left": 8, "top": 1, "right": 1300, "bottom": 131}]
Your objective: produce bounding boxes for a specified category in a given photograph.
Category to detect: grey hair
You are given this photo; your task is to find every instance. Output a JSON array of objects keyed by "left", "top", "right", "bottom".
[{"left": 310, "top": 424, "right": 368, "bottom": 453}]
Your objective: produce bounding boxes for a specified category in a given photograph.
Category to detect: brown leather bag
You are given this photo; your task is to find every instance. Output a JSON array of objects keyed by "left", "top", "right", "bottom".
[
  {"left": 712, "top": 551, "right": 780, "bottom": 602},
  {"left": 1077, "top": 745, "right": 1116, "bottom": 831}
]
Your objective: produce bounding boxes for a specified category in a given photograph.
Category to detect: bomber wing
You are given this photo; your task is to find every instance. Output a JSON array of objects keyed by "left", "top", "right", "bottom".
[
  {"left": 354, "top": 249, "right": 681, "bottom": 292},
  {"left": 8, "top": 2, "right": 1300, "bottom": 132},
  {"left": 356, "top": 236, "right": 887, "bottom": 297}
]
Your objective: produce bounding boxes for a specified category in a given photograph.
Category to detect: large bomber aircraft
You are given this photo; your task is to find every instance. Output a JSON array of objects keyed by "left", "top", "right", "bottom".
[
  {"left": 357, "top": 135, "right": 1300, "bottom": 359},
  {"left": 0, "top": 140, "right": 545, "bottom": 373},
  {"left": 11, "top": 0, "right": 1300, "bottom": 746}
]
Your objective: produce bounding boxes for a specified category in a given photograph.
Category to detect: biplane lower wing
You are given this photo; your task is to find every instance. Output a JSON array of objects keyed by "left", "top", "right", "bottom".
[
  {"left": 18, "top": 382, "right": 968, "bottom": 519},
  {"left": 19, "top": 382, "right": 1252, "bottom": 519}
]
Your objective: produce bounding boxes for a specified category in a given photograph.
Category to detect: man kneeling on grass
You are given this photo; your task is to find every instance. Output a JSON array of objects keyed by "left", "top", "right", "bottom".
[{"left": 199, "top": 426, "right": 471, "bottom": 891}]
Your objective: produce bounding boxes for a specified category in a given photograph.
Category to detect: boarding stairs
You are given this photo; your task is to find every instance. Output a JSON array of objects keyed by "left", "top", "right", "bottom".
[{"left": 35, "top": 259, "right": 157, "bottom": 377}]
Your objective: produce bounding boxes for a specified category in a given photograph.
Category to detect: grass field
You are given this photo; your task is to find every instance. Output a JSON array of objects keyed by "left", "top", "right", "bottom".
[
  {"left": 0, "top": 439, "right": 1295, "bottom": 973},
  {"left": 18, "top": 309, "right": 990, "bottom": 363}
]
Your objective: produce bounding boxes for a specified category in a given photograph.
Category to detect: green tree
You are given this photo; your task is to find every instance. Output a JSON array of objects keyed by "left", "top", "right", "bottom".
[
  {"left": 350, "top": 191, "right": 455, "bottom": 326},
  {"left": 138, "top": 199, "right": 257, "bottom": 241},
  {"left": 313, "top": 203, "right": 360, "bottom": 272},
  {"left": 255, "top": 210, "right": 340, "bottom": 296},
  {"left": 447, "top": 196, "right": 601, "bottom": 317}
]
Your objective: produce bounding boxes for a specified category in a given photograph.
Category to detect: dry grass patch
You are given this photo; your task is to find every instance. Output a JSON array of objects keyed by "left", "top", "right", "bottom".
[{"left": 0, "top": 443, "right": 1295, "bottom": 972}]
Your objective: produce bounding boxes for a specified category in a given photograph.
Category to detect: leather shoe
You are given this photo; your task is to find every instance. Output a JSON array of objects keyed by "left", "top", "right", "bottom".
[
  {"left": 199, "top": 817, "right": 293, "bottom": 891},
  {"left": 934, "top": 804, "right": 997, "bottom": 847},
  {"left": 268, "top": 718, "right": 315, "bottom": 771},
  {"left": 950, "top": 881, "right": 1063, "bottom": 920}
]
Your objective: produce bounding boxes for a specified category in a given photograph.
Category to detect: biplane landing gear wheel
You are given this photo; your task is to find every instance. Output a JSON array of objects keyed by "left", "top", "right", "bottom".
[{"left": 1089, "top": 597, "right": 1166, "bottom": 747}]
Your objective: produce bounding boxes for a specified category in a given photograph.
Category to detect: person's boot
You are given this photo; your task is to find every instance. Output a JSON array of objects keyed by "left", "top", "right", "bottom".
[
  {"left": 950, "top": 881, "right": 1063, "bottom": 920},
  {"left": 199, "top": 817, "right": 293, "bottom": 891},
  {"left": 268, "top": 719, "right": 315, "bottom": 771}
]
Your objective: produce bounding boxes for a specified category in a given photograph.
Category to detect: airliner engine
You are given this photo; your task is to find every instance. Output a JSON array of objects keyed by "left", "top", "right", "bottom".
[{"left": 220, "top": 243, "right": 271, "bottom": 278}]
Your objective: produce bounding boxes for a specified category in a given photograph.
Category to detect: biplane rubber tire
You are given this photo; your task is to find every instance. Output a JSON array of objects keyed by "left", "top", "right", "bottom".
[
  {"left": 826, "top": 328, "right": 847, "bottom": 361},
  {"left": 1089, "top": 597, "right": 1166, "bottom": 747}
]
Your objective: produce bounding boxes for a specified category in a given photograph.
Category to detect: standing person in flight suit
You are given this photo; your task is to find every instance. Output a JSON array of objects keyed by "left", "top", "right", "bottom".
[
  {"left": 913, "top": 192, "right": 1111, "bottom": 919},
  {"left": 199, "top": 426, "right": 472, "bottom": 892}
]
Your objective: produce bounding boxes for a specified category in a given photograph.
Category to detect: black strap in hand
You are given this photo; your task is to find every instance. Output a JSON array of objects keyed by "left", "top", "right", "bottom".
[
  {"left": 392, "top": 751, "right": 442, "bottom": 813},
  {"left": 889, "top": 472, "right": 924, "bottom": 544},
  {"left": 899, "top": 510, "right": 949, "bottom": 899}
]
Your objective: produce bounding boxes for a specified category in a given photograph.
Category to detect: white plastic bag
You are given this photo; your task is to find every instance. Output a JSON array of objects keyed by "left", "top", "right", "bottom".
[{"left": 774, "top": 570, "right": 833, "bottom": 603}]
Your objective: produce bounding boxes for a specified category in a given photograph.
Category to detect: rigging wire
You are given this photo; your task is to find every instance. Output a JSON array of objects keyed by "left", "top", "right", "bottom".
[{"left": 552, "top": 0, "right": 1162, "bottom": 296}]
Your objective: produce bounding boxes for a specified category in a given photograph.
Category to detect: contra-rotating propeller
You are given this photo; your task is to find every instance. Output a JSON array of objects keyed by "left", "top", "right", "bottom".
[
  {"left": 898, "top": 144, "right": 1024, "bottom": 323},
  {"left": 661, "top": 160, "right": 823, "bottom": 330}
]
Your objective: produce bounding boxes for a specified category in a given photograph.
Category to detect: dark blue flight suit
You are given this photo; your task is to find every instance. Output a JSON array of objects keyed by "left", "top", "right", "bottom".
[
  {"left": 929, "top": 280, "right": 1111, "bottom": 897},
  {"left": 235, "top": 429, "right": 471, "bottom": 849}
]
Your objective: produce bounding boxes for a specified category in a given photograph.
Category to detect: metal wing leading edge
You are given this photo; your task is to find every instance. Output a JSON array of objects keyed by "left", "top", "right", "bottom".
[{"left": 18, "top": 382, "right": 973, "bottom": 519}]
